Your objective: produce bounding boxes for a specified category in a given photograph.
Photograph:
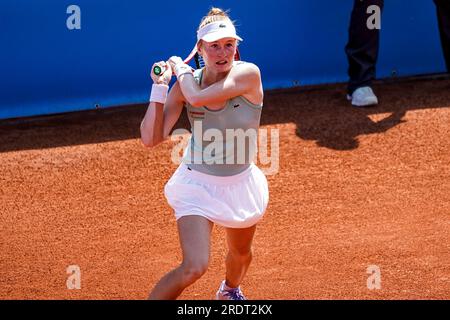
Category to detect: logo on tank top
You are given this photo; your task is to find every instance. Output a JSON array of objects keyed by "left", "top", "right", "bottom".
[
  {"left": 233, "top": 104, "right": 240, "bottom": 108},
  {"left": 189, "top": 111, "right": 205, "bottom": 120}
]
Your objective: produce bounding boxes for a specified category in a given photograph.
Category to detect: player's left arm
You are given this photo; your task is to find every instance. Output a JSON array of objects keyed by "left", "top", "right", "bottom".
[{"left": 174, "top": 62, "right": 262, "bottom": 107}]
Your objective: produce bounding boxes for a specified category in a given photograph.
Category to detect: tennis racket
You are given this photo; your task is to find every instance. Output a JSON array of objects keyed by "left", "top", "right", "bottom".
[{"left": 152, "top": 47, "right": 241, "bottom": 76}]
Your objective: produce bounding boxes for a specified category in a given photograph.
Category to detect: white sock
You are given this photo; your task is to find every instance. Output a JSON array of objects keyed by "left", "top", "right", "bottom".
[{"left": 223, "top": 281, "right": 238, "bottom": 291}]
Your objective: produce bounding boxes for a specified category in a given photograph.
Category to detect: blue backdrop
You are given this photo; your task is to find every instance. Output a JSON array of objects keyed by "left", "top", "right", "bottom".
[{"left": 0, "top": 0, "right": 446, "bottom": 120}]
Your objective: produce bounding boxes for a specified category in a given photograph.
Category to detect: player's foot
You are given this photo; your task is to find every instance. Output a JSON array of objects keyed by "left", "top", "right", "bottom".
[
  {"left": 347, "top": 86, "right": 378, "bottom": 107},
  {"left": 215, "top": 280, "right": 247, "bottom": 300}
]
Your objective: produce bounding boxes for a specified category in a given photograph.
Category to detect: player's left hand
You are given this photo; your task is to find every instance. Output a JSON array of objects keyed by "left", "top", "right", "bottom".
[
  {"left": 168, "top": 56, "right": 183, "bottom": 69},
  {"left": 168, "top": 56, "right": 192, "bottom": 78}
]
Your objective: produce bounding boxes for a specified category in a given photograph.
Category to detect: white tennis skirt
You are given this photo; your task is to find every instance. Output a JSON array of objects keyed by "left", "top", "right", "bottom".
[{"left": 164, "top": 163, "right": 269, "bottom": 228}]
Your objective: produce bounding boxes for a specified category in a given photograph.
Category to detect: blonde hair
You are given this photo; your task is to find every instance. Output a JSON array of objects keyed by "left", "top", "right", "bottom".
[
  {"left": 197, "top": 7, "right": 239, "bottom": 51},
  {"left": 198, "top": 7, "right": 232, "bottom": 30}
]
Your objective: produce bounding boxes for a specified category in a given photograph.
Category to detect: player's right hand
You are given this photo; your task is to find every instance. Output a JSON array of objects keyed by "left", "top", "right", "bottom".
[{"left": 151, "top": 61, "right": 172, "bottom": 85}]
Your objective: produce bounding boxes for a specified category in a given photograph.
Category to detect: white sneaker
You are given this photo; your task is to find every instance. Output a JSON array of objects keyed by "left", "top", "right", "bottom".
[
  {"left": 347, "top": 86, "right": 378, "bottom": 107},
  {"left": 215, "top": 280, "right": 247, "bottom": 300}
]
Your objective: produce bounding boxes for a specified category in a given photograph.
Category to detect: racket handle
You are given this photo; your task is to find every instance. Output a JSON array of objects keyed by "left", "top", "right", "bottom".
[{"left": 153, "top": 65, "right": 164, "bottom": 76}]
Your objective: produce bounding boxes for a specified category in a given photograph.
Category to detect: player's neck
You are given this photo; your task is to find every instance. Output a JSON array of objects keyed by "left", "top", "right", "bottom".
[{"left": 202, "top": 68, "right": 230, "bottom": 86}]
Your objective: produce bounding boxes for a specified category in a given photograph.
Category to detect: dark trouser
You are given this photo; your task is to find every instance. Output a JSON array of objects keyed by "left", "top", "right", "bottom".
[
  {"left": 345, "top": 0, "right": 384, "bottom": 95},
  {"left": 434, "top": 0, "right": 450, "bottom": 72}
]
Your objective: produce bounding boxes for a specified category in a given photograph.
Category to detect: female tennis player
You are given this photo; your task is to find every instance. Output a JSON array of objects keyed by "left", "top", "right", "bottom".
[{"left": 140, "top": 8, "right": 269, "bottom": 300}]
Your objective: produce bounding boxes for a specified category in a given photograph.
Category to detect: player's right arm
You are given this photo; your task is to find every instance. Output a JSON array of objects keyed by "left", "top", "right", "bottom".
[{"left": 140, "top": 62, "right": 185, "bottom": 148}]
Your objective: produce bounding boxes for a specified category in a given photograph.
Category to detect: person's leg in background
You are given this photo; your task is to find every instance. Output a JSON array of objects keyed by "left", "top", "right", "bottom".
[
  {"left": 434, "top": 0, "right": 450, "bottom": 72},
  {"left": 345, "top": 0, "right": 384, "bottom": 106}
]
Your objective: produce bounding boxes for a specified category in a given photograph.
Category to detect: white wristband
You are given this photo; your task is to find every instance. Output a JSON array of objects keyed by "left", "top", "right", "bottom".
[
  {"left": 174, "top": 63, "right": 193, "bottom": 79},
  {"left": 149, "top": 83, "right": 169, "bottom": 104}
]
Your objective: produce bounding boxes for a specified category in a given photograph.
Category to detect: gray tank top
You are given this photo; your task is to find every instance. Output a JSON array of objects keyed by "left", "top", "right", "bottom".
[{"left": 182, "top": 62, "right": 263, "bottom": 176}]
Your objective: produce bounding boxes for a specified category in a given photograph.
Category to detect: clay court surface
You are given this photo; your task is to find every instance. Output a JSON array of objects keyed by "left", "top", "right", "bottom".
[{"left": 1, "top": 77, "right": 449, "bottom": 300}]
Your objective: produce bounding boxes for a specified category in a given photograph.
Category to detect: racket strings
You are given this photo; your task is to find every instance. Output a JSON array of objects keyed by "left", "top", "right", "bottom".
[{"left": 194, "top": 54, "right": 205, "bottom": 69}]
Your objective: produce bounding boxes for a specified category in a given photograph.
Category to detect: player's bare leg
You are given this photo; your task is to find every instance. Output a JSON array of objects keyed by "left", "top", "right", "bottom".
[
  {"left": 148, "top": 216, "right": 213, "bottom": 299},
  {"left": 224, "top": 224, "right": 257, "bottom": 288}
]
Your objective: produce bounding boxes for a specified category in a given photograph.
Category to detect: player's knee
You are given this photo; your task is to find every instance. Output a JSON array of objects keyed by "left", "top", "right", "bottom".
[
  {"left": 229, "top": 247, "right": 252, "bottom": 262},
  {"left": 181, "top": 259, "right": 209, "bottom": 282}
]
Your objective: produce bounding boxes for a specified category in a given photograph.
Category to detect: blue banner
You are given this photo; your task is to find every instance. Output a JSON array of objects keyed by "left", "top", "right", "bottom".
[{"left": 0, "top": 0, "right": 445, "bottom": 119}]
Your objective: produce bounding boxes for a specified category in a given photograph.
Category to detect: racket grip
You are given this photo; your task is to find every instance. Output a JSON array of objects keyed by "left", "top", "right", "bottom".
[{"left": 153, "top": 65, "right": 165, "bottom": 76}]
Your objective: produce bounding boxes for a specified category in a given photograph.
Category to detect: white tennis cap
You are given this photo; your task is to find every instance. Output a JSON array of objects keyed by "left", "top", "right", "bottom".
[{"left": 197, "top": 20, "right": 243, "bottom": 43}]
